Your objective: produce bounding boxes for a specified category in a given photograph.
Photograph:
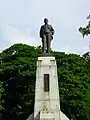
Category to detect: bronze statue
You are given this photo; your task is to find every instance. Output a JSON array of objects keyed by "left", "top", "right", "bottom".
[{"left": 40, "top": 18, "right": 54, "bottom": 54}]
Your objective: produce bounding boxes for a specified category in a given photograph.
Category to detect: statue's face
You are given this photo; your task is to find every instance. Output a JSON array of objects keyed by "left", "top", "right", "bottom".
[{"left": 44, "top": 18, "right": 48, "bottom": 24}]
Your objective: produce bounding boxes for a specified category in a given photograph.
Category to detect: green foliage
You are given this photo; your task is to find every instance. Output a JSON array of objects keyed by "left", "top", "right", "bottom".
[
  {"left": 79, "top": 15, "right": 90, "bottom": 37},
  {"left": 54, "top": 52, "right": 90, "bottom": 120},
  {"left": 0, "top": 44, "right": 42, "bottom": 119},
  {"left": 0, "top": 43, "right": 90, "bottom": 120},
  {"left": 79, "top": 27, "right": 90, "bottom": 37},
  {"left": 0, "top": 81, "right": 4, "bottom": 111}
]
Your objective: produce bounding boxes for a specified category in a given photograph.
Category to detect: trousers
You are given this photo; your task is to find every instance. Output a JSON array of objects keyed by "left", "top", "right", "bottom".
[{"left": 42, "top": 33, "right": 51, "bottom": 53}]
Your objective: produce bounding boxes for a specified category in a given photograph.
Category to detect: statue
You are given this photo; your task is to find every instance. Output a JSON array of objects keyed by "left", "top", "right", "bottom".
[{"left": 40, "top": 18, "right": 54, "bottom": 54}]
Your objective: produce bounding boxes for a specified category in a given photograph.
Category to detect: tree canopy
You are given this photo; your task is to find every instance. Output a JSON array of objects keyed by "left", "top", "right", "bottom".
[
  {"left": 79, "top": 15, "right": 90, "bottom": 37},
  {"left": 0, "top": 43, "right": 90, "bottom": 120}
]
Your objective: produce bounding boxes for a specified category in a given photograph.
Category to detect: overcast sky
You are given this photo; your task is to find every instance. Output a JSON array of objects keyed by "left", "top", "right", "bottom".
[{"left": 0, "top": 0, "right": 90, "bottom": 55}]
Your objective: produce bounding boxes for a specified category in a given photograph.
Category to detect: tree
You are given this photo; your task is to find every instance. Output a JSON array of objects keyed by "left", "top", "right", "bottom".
[
  {"left": 0, "top": 43, "right": 90, "bottom": 120},
  {"left": 0, "top": 44, "right": 41, "bottom": 120},
  {"left": 79, "top": 15, "right": 90, "bottom": 119},
  {"left": 54, "top": 52, "right": 90, "bottom": 120},
  {"left": 79, "top": 15, "right": 90, "bottom": 37},
  {"left": 0, "top": 81, "right": 4, "bottom": 118}
]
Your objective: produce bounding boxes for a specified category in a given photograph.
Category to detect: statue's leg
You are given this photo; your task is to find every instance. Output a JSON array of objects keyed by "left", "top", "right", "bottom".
[
  {"left": 42, "top": 35, "right": 47, "bottom": 53},
  {"left": 47, "top": 33, "right": 51, "bottom": 53}
]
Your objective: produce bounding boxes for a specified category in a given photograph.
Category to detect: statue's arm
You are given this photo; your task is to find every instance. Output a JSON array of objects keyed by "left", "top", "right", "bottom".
[
  {"left": 40, "top": 26, "right": 43, "bottom": 38},
  {"left": 51, "top": 25, "right": 54, "bottom": 35}
]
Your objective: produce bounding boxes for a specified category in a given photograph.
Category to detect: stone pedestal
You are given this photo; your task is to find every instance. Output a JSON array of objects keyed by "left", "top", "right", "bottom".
[{"left": 34, "top": 57, "right": 69, "bottom": 120}]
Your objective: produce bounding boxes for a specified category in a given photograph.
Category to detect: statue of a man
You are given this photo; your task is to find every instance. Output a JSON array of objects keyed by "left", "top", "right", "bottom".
[{"left": 40, "top": 18, "right": 54, "bottom": 54}]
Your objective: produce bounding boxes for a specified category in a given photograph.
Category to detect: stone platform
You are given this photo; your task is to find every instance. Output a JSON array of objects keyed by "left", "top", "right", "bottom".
[{"left": 26, "top": 56, "right": 69, "bottom": 120}]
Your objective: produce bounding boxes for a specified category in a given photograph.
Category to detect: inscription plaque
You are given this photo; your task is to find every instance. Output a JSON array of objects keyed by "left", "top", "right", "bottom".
[{"left": 44, "top": 74, "right": 50, "bottom": 92}]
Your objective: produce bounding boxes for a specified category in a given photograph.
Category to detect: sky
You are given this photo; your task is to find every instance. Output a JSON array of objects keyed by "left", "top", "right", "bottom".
[{"left": 0, "top": 0, "right": 90, "bottom": 55}]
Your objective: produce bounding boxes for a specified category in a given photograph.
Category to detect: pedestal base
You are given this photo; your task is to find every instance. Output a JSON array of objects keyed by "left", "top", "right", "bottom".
[{"left": 26, "top": 56, "right": 69, "bottom": 120}]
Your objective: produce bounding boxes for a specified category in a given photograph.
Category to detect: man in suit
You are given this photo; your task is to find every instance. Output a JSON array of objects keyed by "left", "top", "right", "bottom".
[{"left": 40, "top": 18, "right": 54, "bottom": 54}]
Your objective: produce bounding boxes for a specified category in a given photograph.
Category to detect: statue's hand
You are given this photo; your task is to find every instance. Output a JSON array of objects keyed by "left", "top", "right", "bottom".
[{"left": 52, "top": 32, "right": 54, "bottom": 35}]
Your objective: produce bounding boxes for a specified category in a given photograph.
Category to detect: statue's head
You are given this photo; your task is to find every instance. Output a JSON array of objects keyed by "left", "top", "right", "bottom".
[{"left": 44, "top": 18, "right": 48, "bottom": 24}]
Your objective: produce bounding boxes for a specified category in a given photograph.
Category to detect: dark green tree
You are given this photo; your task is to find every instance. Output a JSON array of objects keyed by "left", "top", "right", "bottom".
[
  {"left": 79, "top": 15, "right": 90, "bottom": 37},
  {"left": 0, "top": 81, "right": 4, "bottom": 118},
  {"left": 0, "top": 44, "right": 41, "bottom": 120},
  {"left": 79, "top": 15, "right": 90, "bottom": 119},
  {"left": 54, "top": 52, "right": 90, "bottom": 120},
  {"left": 0, "top": 43, "right": 90, "bottom": 120}
]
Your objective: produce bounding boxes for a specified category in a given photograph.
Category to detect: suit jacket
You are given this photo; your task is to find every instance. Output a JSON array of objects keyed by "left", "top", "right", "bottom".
[{"left": 40, "top": 24, "right": 54, "bottom": 39}]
